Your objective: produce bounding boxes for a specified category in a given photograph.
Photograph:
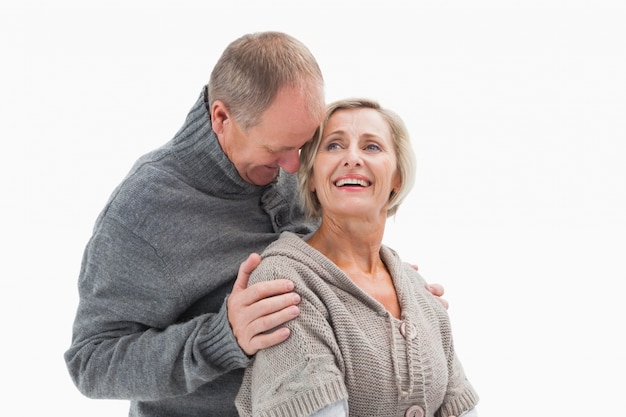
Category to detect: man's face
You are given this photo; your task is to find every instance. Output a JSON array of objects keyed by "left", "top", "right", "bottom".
[{"left": 214, "top": 86, "right": 324, "bottom": 186}]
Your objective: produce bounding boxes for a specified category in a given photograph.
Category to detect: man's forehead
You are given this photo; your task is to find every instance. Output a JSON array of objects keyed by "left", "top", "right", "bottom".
[{"left": 255, "top": 122, "right": 316, "bottom": 152}]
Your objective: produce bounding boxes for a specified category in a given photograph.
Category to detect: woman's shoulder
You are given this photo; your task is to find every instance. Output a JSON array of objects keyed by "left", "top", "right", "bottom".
[
  {"left": 261, "top": 231, "right": 310, "bottom": 257},
  {"left": 380, "top": 245, "right": 428, "bottom": 284},
  {"left": 249, "top": 232, "right": 314, "bottom": 284}
]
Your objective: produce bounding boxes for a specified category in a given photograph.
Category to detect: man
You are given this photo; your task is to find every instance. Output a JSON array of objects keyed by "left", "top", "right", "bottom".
[{"left": 65, "top": 31, "right": 445, "bottom": 417}]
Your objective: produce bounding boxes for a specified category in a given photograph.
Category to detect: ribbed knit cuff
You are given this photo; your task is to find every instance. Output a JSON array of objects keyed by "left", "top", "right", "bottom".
[
  {"left": 437, "top": 386, "right": 479, "bottom": 417},
  {"left": 258, "top": 378, "right": 348, "bottom": 417},
  {"left": 198, "top": 297, "right": 251, "bottom": 371}
]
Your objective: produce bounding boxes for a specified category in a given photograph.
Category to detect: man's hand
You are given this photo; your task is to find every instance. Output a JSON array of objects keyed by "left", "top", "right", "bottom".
[
  {"left": 426, "top": 283, "right": 449, "bottom": 310},
  {"left": 227, "top": 253, "right": 301, "bottom": 356},
  {"left": 410, "top": 263, "right": 449, "bottom": 310}
]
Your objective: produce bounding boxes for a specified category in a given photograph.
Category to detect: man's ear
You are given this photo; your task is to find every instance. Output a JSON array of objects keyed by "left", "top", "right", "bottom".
[{"left": 211, "top": 100, "right": 230, "bottom": 134}]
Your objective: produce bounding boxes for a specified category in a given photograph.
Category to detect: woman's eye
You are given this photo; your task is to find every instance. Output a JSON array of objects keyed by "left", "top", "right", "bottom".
[
  {"left": 365, "top": 144, "right": 381, "bottom": 152},
  {"left": 326, "top": 142, "right": 341, "bottom": 151}
]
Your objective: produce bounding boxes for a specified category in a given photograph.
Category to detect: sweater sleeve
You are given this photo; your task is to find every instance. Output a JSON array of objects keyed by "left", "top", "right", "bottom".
[
  {"left": 436, "top": 339, "right": 479, "bottom": 417},
  {"left": 434, "top": 306, "right": 480, "bottom": 417},
  {"left": 236, "top": 257, "right": 349, "bottom": 417},
  {"left": 402, "top": 266, "right": 479, "bottom": 416},
  {"left": 64, "top": 217, "right": 250, "bottom": 400}
]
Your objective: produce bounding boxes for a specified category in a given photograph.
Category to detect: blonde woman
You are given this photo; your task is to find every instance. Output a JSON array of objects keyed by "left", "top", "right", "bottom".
[{"left": 236, "top": 99, "right": 478, "bottom": 417}]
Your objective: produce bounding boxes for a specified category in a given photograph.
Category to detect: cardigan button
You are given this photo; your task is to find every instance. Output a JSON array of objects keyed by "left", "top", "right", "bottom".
[
  {"left": 274, "top": 213, "right": 283, "bottom": 227},
  {"left": 399, "top": 321, "right": 417, "bottom": 340},
  {"left": 404, "top": 405, "right": 424, "bottom": 417}
]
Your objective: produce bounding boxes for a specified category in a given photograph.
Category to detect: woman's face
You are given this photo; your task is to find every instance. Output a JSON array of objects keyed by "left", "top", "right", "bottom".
[{"left": 311, "top": 107, "right": 400, "bottom": 221}]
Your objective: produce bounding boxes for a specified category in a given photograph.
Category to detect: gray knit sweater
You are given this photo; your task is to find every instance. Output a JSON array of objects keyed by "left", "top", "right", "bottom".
[
  {"left": 64, "top": 87, "right": 317, "bottom": 417},
  {"left": 236, "top": 232, "right": 478, "bottom": 417}
]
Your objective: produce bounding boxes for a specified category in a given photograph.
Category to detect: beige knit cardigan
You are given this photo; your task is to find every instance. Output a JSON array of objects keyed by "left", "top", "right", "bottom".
[{"left": 236, "top": 232, "right": 478, "bottom": 417}]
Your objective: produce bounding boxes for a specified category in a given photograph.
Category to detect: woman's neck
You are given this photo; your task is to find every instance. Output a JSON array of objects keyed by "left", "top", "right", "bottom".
[
  {"left": 308, "top": 217, "right": 401, "bottom": 318},
  {"left": 307, "top": 216, "right": 384, "bottom": 272}
]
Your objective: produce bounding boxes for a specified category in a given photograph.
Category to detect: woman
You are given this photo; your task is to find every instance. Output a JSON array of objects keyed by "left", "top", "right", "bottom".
[{"left": 236, "top": 99, "right": 479, "bottom": 417}]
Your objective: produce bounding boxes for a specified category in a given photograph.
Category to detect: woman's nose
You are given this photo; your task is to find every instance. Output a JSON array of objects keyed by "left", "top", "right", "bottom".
[{"left": 343, "top": 146, "right": 362, "bottom": 167}]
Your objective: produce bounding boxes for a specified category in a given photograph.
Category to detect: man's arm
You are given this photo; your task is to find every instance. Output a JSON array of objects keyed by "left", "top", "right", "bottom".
[{"left": 65, "top": 219, "right": 250, "bottom": 399}]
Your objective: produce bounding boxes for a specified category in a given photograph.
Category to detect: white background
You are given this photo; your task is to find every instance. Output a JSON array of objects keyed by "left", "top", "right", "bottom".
[{"left": 2, "top": 1, "right": 625, "bottom": 415}]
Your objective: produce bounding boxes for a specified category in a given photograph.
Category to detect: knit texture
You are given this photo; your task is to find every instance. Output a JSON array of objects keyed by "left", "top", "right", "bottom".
[
  {"left": 236, "top": 232, "right": 479, "bottom": 417},
  {"left": 64, "top": 87, "right": 317, "bottom": 416}
]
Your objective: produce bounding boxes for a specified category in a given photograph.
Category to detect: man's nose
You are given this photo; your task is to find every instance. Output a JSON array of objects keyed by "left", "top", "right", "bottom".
[{"left": 278, "top": 150, "right": 300, "bottom": 173}]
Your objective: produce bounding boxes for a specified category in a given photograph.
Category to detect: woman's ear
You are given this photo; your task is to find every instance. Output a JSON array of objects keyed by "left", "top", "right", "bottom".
[{"left": 391, "top": 172, "right": 402, "bottom": 197}]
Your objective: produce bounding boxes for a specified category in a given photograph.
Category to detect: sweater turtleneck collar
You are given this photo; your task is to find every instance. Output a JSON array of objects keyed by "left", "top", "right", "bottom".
[{"left": 168, "top": 86, "right": 275, "bottom": 198}]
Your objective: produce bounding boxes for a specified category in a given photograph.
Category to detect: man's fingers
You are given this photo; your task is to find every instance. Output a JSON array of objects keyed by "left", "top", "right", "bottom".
[
  {"left": 426, "top": 283, "right": 449, "bottom": 310},
  {"left": 246, "top": 295, "right": 300, "bottom": 332},
  {"left": 436, "top": 297, "right": 449, "bottom": 310},
  {"left": 247, "top": 287, "right": 300, "bottom": 316},
  {"left": 233, "top": 295, "right": 301, "bottom": 356},
  {"left": 232, "top": 278, "right": 297, "bottom": 310},
  {"left": 232, "top": 253, "right": 262, "bottom": 292},
  {"left": 426, "top": 283, "right": 445, "bottom": 297},
  {"left": 246, "top": 326, "right": 292, "bottom": 353}
]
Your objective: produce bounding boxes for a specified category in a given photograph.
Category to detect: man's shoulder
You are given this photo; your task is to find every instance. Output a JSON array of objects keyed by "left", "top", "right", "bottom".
[{"left": 95, "top": 150, "right": 191, "bottom": 229}]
